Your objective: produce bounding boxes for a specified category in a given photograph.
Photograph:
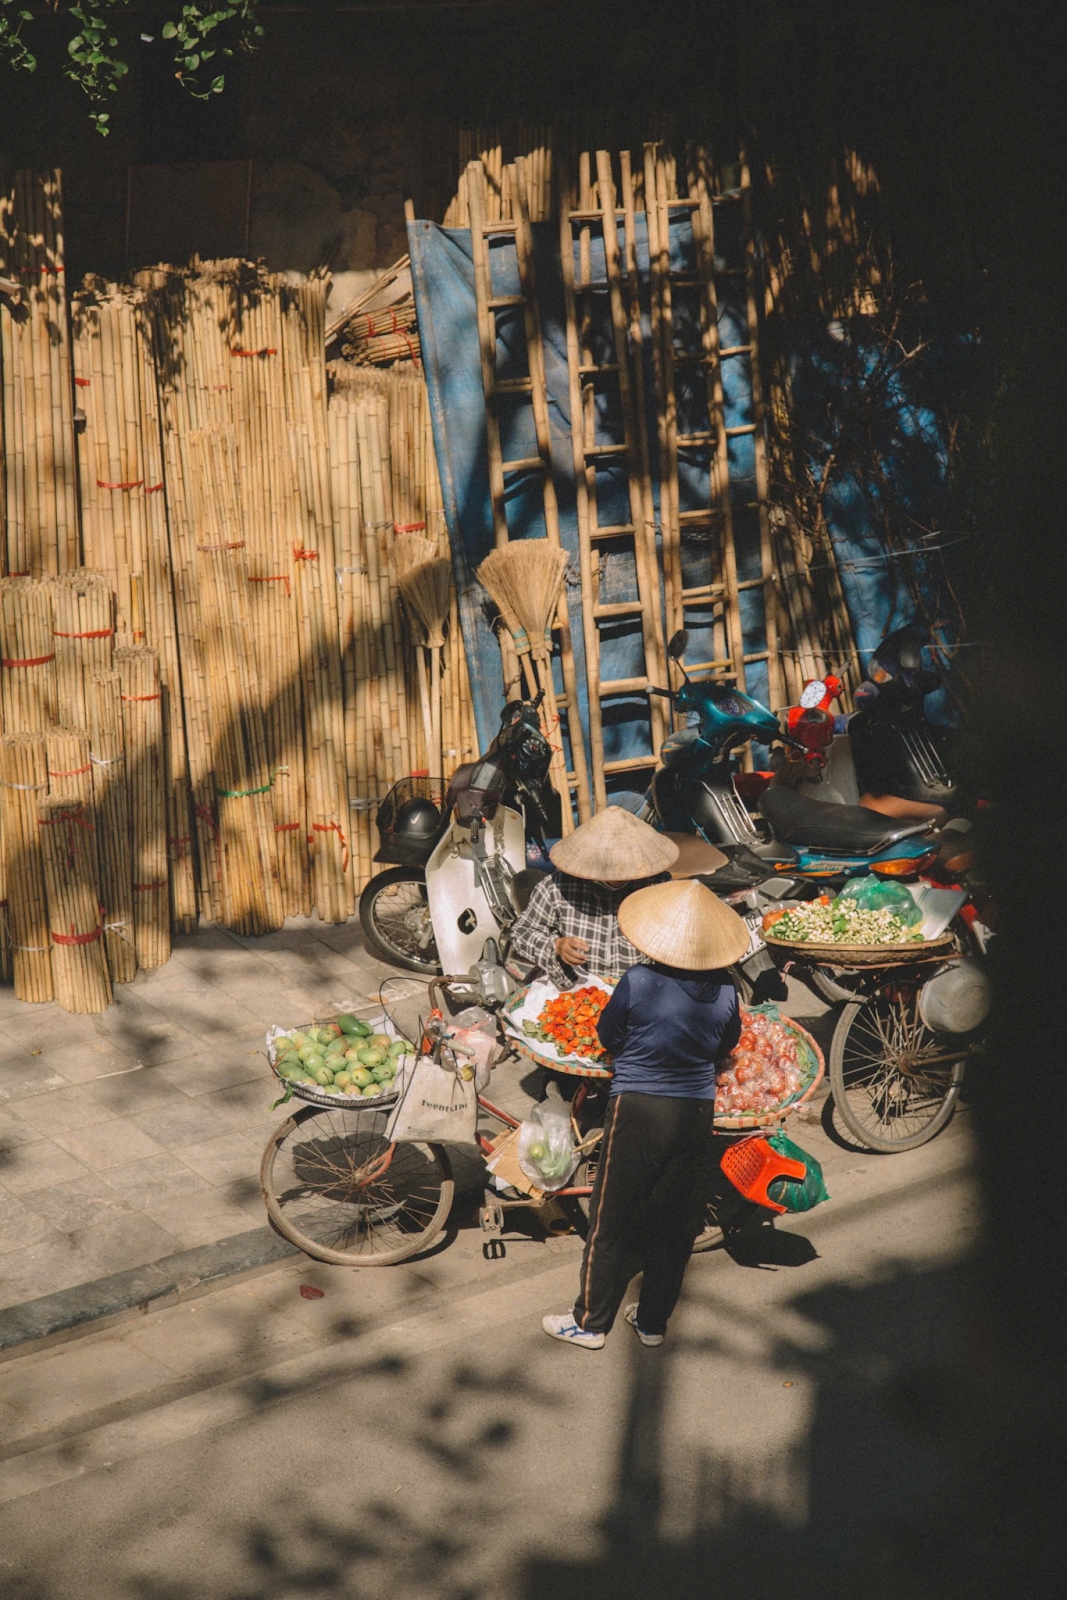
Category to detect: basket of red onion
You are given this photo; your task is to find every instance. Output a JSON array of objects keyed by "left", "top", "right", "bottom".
[{"left": 713, "top": 1005, "right": 824, "bottom": 1130}]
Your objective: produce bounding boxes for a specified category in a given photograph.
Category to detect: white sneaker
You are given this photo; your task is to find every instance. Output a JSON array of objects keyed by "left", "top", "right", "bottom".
[
  {"left": 624, "top": 1303, "right": 664, "bottom": 1347},
  {"left": 541, "top": 1313, "right": 606, "bottom": 1350}
]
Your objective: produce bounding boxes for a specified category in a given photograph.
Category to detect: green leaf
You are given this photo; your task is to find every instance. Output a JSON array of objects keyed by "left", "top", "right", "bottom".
[
  {"left": 211, "top": 73, "right": 224, "bottom": 92},
  {"left": 184, "top": 52, "right": 199, "bottom": 70},
  {"left": 161, "top": 21, "right": 177, "bottom": 39}
]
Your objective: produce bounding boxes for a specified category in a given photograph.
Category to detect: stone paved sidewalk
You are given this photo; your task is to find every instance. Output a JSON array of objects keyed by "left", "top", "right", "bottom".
[{"left": 0, "top": 917, "right": 415, "bottom": 1314}]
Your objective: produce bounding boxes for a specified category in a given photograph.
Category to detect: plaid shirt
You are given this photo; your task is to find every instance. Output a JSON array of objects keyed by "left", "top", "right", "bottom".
[{"left": 509, "top": 871, "right": 672, "bottom": 989}]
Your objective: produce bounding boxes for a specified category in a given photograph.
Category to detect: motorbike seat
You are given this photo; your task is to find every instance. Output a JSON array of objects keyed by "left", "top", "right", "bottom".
[{"left": 760, "top": 784, "right": 932, "bottom": 853}]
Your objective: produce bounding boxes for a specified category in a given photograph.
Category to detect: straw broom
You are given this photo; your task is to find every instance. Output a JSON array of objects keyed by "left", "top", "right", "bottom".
[
  {"left": 0, "top": 577, "right": 58, "bottom": 731},
  {"left": 0, "top": 732, "right": 53, "bottom": 1002},
  {"left": 38, "top": 799, "right": 112, "bottom": 1013},
  {"left": 393, "top": 532, "right": 452, "bottom": 778},
  {"left": 115, "top": 645, "right": 171, "bottom": 969},
  {"left": 476, "top": 540, "right": 573, "bottom": 831},
  {"left": 89, "top": 668, "right": 137, "bottom": 983}
]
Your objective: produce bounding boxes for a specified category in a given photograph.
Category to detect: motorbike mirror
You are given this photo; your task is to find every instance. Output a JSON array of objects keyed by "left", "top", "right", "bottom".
[{"left": 667, "top": 629, "right": 689, "bottom": 661}]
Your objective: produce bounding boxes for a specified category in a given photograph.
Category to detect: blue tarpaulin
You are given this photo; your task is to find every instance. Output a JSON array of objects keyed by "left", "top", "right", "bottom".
[
  {"left": 409, "top": 208, "right": 768, "bottom": 794},
  {"left": 408, "top": 212, "right": 962, "bottom": 776}
]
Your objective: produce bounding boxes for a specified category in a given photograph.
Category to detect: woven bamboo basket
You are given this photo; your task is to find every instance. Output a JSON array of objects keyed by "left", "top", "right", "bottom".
[{"left": 763, "top": 930, "right": 954, "bottom": 970}]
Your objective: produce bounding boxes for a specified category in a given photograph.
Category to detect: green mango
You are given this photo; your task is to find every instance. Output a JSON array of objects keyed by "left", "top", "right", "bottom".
[
  {"left": 387, "top": 1038, "right": 413, "bottom": 1057},
  {"left": 357, "top": 1047, "right": 385, "bottom": 1069},
  {"left": 312, "top": 1068, "right": 334, "bottom": 1087},
  {"left": 319, "top": 1023, "right": 343, "bottom": 1042},
  {"left": 360, "top": 1082, "right": 383, "bottom": 1098},
  {"left": 288, "top": 1031, "right": 309, "bottom": 1050},
  {"left": 350, "top": 1067, "right": 373, "bottom": 1089},
  {"left": 277, "top": 1062, "right": 303, "bottom": 1081},
  {"left": 370, "top": 1063, "right": 393, "bottom": 1083},
  {"left": 338, "top": 1014, "right": 371, "bottom": 1036}
]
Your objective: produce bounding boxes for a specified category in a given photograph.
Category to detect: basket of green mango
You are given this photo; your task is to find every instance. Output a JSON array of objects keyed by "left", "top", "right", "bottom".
[{"left": 266, "top": 1010, "right": 416, "bottom": 1109}]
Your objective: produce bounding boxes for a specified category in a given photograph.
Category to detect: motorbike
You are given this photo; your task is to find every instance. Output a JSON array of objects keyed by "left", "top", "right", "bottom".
[
  {"left": 638, "top": 629, "right": 943, "bottom": 997},
  {"left": 358, "top": 689, "right": 561, "bottom": 984}
]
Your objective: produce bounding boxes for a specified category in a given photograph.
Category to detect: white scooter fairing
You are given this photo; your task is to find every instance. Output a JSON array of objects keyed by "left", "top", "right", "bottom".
[{"left": 424, "top": 803, "right": 527, "bottom": 975}]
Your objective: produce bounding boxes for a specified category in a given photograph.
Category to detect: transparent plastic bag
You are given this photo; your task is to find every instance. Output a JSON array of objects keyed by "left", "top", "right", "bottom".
[
  {"left": 447, "top": 1006, "right": 499, "bottom": 1092},
  {"left": 838, "top": 873, "right": 921, "bottom": 927},
  {"left": 517, "top": 1101, "right": 579, "bottom": 1191}
]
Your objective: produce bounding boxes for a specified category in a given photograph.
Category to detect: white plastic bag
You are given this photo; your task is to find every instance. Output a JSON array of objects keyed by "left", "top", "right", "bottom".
[
  {"left": 517, "top": 1100, "right": 579, "bottom": 1191},
  {"left": 385, "top": 1053, "right": 478, "bottom": 1145}
]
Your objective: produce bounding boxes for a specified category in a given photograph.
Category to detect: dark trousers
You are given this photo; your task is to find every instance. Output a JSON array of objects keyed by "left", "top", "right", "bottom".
[{"left": 573, "top": 1092, "right": 714, "bottom": 1336}]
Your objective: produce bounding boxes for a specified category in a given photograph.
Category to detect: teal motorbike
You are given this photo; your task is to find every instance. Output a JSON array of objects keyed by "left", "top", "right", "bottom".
[{"left": 643, "top": 631, "right": 939, "bottom": 892}]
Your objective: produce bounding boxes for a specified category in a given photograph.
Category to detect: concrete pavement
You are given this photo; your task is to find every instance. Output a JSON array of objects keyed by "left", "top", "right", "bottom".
[{"left": 0, "top": 1090, "right": 978, "bottom": 1599}]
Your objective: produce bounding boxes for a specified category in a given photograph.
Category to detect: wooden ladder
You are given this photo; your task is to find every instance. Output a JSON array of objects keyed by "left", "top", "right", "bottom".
[
  {"left": 465, "top": 157, "right": 592, "bottom": 824},
  {"left": 643, "top": 141, "right": 784, "bottom": 715},
  {"left": 559, "top": 152, "right": 670, "bottom": 811}
]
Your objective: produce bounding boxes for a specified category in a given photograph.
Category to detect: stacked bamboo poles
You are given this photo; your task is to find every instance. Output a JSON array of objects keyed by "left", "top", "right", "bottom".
[
  {"left": 50, "top": 570, "right": 114, "bottom": 731},
  {"left": 0, "top": 170, "right": 79, "bottom": 577},
  {"left": 137, "top": 263, "right": 237, "bottom": 923},
  {"left": 115, "top": 646, "right": 170, "bottom": 970},
  {"left": 188, "top": 428, "right": 285, "bottom": 935},
  {"left": 0, "top": 733, "right": 52, "bottom": 1001},
  {"left": 225, "top": 276, "right": 309, "bottom": 917},
  {"left": 72, "top": 284, "right": 197, "bottom": 926},
  {"left": 444, "top": 127, "right": 555, "bottom": 226},
  {"left": 45, "top": 728, "right": 92, "bottom": 803},
  {"left": 0, "top": 578, "right": 58, "bottom": 731},
  {"left": 328, "top": 380, "right": 373, "bottom": 883},
  {"left": 38, "top": 799, "right": 112, "bottom": 1014},
  {"left": 89, "top": 668, "right": 137, "bottom": 984}
]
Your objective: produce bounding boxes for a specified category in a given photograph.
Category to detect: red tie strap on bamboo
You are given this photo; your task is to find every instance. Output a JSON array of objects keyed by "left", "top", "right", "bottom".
[
  {"left": 0, "top": 733, "right": 54, "bottom": 1003},
  {"left": 115, "top": 646, "right": 170, "bottom": 970},
  {"left": 89, "top": 668, "right": 137, "bottom": 984},
  {"left": 0, "top": 579, "right": 59, "bottom": 731},
  {"left": 249, "top": 574, "right": 292, "bottom": 597},
  {"left": 310, "top": 820, "right": 350, "bottom": 875},
  {"left": 38, "top": 800, "right": 113, "bottom": 1013},
  {"left": 96, "top": 479, "right": 145, "bottom": 491}
]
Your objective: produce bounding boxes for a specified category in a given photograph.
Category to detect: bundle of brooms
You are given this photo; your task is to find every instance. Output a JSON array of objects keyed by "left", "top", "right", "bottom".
[
  {"left": 476, "top": 539, "right": 573, "bottom": 831},
  {"left": 392, "top": 531, "right": 453, "bottom": 780}
]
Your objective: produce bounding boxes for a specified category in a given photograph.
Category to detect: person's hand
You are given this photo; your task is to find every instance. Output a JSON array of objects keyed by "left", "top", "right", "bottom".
[{"left": 555, "top": 935, "right": 590, "bottom": 967}]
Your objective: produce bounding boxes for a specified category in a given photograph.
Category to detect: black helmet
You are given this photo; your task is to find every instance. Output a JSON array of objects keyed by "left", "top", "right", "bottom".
[{"left": 393, "top": 796, "right": 441, "bottom": 843}]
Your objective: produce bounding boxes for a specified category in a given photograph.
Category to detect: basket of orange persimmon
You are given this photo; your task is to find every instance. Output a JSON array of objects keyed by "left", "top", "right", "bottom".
[{"left": 501, "top": 978, "right": 614, "bottom": 1077}]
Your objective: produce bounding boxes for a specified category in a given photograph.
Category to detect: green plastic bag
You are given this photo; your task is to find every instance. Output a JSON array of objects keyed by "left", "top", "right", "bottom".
[
  {"left": 838, "top": 873, "right": 921, "bottom": 927},
  {"left": 766, "top": 1130, "right": 830, "bottom": 1212}
]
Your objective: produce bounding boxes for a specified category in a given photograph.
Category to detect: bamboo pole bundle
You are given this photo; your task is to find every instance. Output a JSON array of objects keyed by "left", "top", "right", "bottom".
[
  {"left": 88, "top": 668, "right": 136, "bottom": 983},
  {"left": 46, "top": 728, "right": 92, "bottom": 803},
  {"left": 115, "top": 646, "right": 170, "bottom": 969},
  {"left": 137, "top": 264, "right": 233, "bottom": 922},
  {"left": 50, "top": 570, "right": 114, "bottom": 730},
  {"left": 38, "top": 799, "right": 112, "bottom": 1013},
  {"left": 0, "top": 732, "right": 53, "bottom": 1002},
  {"left": 328, "top": 385, "right": 373, "bottom": 884},
  {"left": 188, "top": 428, "right": 285, "bottom": 935},
  {"left": 0, "top": 170, "right": 79, "bottom": 577},
  {"left": 73, "top": 285, "right": 197, "bottom": 928},
  {"left": 228, "top": 275, "right": 309, "bottom": 916},
  {"left": 0, "top": 577, "right": 58, "bottom": 731}
]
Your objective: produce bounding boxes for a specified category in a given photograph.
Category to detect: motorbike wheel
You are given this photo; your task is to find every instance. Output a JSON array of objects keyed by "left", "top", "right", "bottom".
[
  {"left": 829, "top": 976, "right": 968, "bottom": 1152},
  {"left": 359, "top": 867, "right": 441, "bottom": 975}
]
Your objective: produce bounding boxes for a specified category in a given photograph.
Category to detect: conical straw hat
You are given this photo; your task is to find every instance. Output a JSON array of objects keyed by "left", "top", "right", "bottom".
[
  {"left": 618, "top": 880, "right": 750, "bottom": 970},
  {"left": 664, "top": 832, "right": 729, "bottom": 879},
  {"left": 548, "top": 806, "right": 679, "bottom": 881}
]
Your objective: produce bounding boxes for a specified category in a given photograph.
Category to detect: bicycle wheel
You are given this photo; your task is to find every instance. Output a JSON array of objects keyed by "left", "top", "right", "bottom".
[
  {"left": 829, "top": 978, "right": 968, "bottom": 1152},
  {"left": 261, "top": 1102, "right": 454, "bottom": 1265},
  {"left": 358, "top": 867, "right": 441, "bottom": 974}
]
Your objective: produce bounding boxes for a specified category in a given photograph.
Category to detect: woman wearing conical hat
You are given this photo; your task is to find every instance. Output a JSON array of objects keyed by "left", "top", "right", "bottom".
[
  {"left": 542, "top": 879, "right": 749, "bottom": 1352},
  {"left": 509, "top": 807, "right": 679, "bottom": 989}
]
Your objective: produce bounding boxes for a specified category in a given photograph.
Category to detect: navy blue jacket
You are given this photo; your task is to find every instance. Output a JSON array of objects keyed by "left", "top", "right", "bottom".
[{"left": 596, "top": 963, "right": 741, "bottom": 1100}]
